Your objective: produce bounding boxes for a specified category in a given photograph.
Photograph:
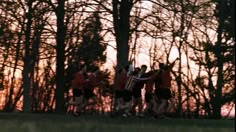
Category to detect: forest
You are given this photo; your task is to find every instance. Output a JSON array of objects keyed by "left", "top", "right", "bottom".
[{"left": 0, "top": 0, "right": 235, "bottom": 119}]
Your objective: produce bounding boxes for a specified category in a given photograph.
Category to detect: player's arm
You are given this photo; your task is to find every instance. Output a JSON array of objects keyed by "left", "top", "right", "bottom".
[
  {"left": 167, "top": 57, "right": 179, "bottom": 71},
  {"left": 132, "top": 76, "right": 150, "bottom": 81}
]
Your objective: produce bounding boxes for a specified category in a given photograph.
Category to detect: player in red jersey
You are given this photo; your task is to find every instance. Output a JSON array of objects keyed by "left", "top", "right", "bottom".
[
  {"left": 114, "top": 65, "right": 129, "bottom": 113},
  {"left": 70, "top": 64, "right": 89, "bottom": 116},
  {"left": 155, "top": 58, "right": 179, "bottom": 118},
  {"left": 83, "top": 67, "right": 108, "bottom": 113}
]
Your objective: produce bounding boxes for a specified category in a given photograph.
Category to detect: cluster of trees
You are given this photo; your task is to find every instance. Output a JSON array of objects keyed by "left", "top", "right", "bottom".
[{"left": 0, "top": 0, "right": 234, "bottom": 119}]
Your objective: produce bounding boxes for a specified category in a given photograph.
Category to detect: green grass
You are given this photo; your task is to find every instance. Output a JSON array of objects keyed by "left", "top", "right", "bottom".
[{"left": 0, "top": 113, "right": 234, "bottom": 132}]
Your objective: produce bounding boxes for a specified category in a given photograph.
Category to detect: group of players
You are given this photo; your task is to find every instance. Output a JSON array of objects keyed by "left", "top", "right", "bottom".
[
  {"left": 69, "top": 57, "right": 179, "bottom": 118},
  {"left": 114, "top": 58, "right": 179, "bottom": 118},
  {"left": 68, "top": 64, "right": 108, "bottom": 116}
]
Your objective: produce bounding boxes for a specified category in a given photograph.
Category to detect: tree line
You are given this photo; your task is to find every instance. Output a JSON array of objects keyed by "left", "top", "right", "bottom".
[{"left": 0, "top": 0, "right": 234, "bottom": 119}]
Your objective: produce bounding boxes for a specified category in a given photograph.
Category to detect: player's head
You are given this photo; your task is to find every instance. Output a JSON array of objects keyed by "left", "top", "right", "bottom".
[
  {"left": 79, "top": 64, "right": 87, "bottom": 72},
  {"left": 140, "top": 64, "right": 147, "bottom": 73}
]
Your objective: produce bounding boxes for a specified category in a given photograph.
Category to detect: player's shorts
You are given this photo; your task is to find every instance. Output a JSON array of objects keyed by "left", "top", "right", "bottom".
[
  {"left": 145, "top": 93, "right": 153, "bottom": 103},
  {"left": 123, "top": 90, "right": 132, "bottom": 102},
  {"left": 155, "top": 88, "right": 173, "bottom": 100},
  {"left": 132, "top": 87, "right": 142, "bottom": 98},
  {"left": 84, "top": 88, "right": 95, "bottom": 99},
  {"left": 115, "top": 90, "right": 123, "bottom": 98},
  {"left": 72, "top": 89, "right": 83, "bottom": 97}
]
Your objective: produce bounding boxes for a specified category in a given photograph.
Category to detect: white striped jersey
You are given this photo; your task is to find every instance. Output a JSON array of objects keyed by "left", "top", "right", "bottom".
[{"left": 124, "top": 75, "right": 149, "bottom": 91}]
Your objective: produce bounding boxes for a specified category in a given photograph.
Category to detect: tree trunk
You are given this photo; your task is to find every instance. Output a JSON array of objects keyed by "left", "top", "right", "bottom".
[
  {"left": 113, "top": 0, "right": 133, "bottom": 69},
  {"left": 55, "top": 0, "right": 66, "bottom": 113},
  {"left": 23, "top": 1, "right": 33, "bottom": 113},
  {"left": 213, "top": 0, "right": 225, "bottom": 119}
]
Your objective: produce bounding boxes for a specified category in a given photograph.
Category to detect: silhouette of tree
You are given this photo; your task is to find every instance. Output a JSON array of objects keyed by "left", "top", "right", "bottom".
[{"left": 77, "top": 12, "right": 107, "bottom": 69}]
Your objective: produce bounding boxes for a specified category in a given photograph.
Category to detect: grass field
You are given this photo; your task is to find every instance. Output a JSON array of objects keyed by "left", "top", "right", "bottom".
[{"left": 0, "top": 113, "right": 234, "bottom": 132}]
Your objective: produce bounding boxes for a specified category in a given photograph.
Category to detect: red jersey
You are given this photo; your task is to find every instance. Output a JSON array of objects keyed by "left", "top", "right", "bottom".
[
  {"left": 88, "top": 73, "right": 99, "bottom": 88},
  {"left": 160, "top": 71, "right": 171, "bottom": 88},
  {"left": 96, "top": 72, "right": 108, "bottom": 83},
  {"left": 72, "top": 72, "right": 87, "bottom": 90},
  {"left": 117, "top": 72, "right": 128, "bottom": 91},
  {"left": 88, "top": 72, "right": 108, "bottom": 89},
  {"left": 160, "top": 60, "right": 176, "bottom": 88}
]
